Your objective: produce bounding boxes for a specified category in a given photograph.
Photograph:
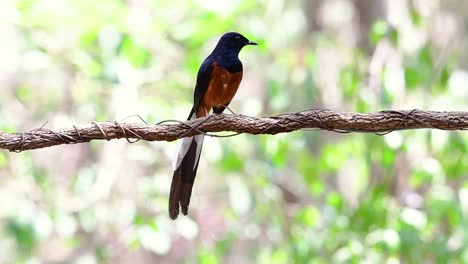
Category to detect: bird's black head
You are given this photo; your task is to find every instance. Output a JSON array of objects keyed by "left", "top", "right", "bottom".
[{"left": 214, "top": 32, "right": 257, "bottom": 52}]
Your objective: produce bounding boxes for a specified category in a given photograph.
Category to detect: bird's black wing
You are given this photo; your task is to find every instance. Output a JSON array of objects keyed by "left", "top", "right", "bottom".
[{"left": 191, "top": 55, "right": 215, "bottom": 118}]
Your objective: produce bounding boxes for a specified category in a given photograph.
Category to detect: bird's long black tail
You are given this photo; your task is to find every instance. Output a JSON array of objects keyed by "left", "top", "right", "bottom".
[{"left": 169, "top": 109, "right": 203, "bottom": 219}]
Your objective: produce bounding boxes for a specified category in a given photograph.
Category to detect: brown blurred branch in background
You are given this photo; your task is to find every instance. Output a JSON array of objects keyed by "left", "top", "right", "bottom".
[{"left": 0, "top": 109, "right": 467, "bottom": 152}]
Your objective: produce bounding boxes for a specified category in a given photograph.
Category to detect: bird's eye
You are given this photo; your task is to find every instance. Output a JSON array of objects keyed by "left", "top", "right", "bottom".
[{"left": 235, "top": 36, "right": 241, "bottom": 40}]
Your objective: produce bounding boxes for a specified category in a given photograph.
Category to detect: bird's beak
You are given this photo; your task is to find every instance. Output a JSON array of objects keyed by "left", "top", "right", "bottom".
[{"left": 246, "top": 41, "right": 258, "bottom": 46}]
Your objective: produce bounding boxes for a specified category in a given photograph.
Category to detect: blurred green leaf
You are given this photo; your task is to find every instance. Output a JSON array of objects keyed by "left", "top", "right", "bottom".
[
  {"left": 295, "top": 206, "right": 320, "bottom": 227},
  {"left": 0, "top": 152, "right": 7, "bottom": 168},
  {"left": 410, "top": 9, "right": 424, "bottom": 27},
  {"left": 271, "top": 249, "right": 288, "bottom": 264},
  {"left": 404, "top": 45, "right": 433, "bottom": 89},
  {"left": 221, "top": 148, "right": 244, "bottom": 171},
  {"left": 199, "top": 249, "right": 219, "bottom": 264},
  {"left": 327, "top": 192, "right": 344, "bottom": 210},
  {"left": 339, "top": 66, "right": 361, "bottom": 98},
  {"left": 119, "top": 36, "right": 152, "bottom": 68},
  {"left": 370, "top": 20, "right": 389, "bottom": 45},
  {"left": 6, "top": 218, "right": 36, "bottom": 255}
]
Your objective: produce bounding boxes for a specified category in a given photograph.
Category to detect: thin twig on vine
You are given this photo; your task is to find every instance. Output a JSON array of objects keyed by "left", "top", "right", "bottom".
[{"left": 0, "top": 109, "right": 467, "bottom": 152}]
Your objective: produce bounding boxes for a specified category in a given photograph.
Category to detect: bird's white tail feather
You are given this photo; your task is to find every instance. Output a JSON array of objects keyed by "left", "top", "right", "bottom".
[
  {"left": 172, "top": 136, "right": 193, "bottom": 170},
  {"left": 172, "top": 110, "right": 205, "bottom": 171},
  {"left": 193, "top": 135, "right": 204, "bottom": 169},
  {"left": 172, "top": 134, "right": 205, "bottom": 171}
]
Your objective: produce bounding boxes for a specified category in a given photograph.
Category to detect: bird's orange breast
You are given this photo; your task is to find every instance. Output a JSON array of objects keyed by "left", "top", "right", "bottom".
[{"left": 198, "top": 62, "right": 243, "bottom": 117}]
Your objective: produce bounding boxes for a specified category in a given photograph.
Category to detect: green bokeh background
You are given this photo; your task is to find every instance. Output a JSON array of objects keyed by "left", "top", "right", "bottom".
[{"left": 0, "top": 0, "right": 467, "bottom": 263}]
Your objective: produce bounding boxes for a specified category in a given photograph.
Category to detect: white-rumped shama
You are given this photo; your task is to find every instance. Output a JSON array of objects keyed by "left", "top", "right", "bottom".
[{"left": 169, "top": 32, "right": 257, "bottom": 219}]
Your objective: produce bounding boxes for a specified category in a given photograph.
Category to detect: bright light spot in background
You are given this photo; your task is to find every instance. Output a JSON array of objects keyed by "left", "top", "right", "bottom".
[
  {"left": 433, "top": 12, "right": 458, "bottom": 47},
  {"left": 203, "top": 136, "right": 222, "bottom": 162},
  {"left": 431, "top": 130, "right": 449, "bottom": 152},
  {"left": 319, "top": 0, "right": 355, "bottom": 29},
  {"left": 193, "top": 0, "right": 240, "bottom": 14},
  {"left": 458, "top": 188, "right": 468, "bottom": 217},
  {"left": 401, "top": 208, "right": 427, "bottom": 229},
  {"left": 241, "top": 99, "right": 263, "bottom": 117},
  {"left": 387, "top": 257, "right": 400, "bottom": 264},
  {"left": 382, "top": 229, "right": 400, "bottom": 248},
  {"left": 126, "top": 4, "right": 153, "bottom": 36},
  {"left": 0, "top": 2, "right": 20, "bottom": 23},
  {"left": 176, "top": 217, "right": 199, "bottom": 240},
  {"left": 281, "top": 8, "right": 307, "bottom": 39},
  {"left": 23, "top": 51, "right": 52, "bottom": 72},
  {"left": 366, "top": 228, "right": 400, "bottom": 249},
  {"left": 333, "top": 246, "right": 352, "bottom": 263},
  {"left": 0, "top": 23, "right": 19, "bottom": 72},
  {"left": 449, "top": 70, "right": 468, "bottom": 99},
  {"left": 406, "top": 135, "right": 428, "bottom": 165},
  {"left": 387, "top": 0, "right": 427, "bottom": 54},
  {"left": 349, "top": 239, "right": 364, "bottom": 255},
  {"left": 116, "top": 199, "right": 137, "bottom": 227},
  {"left": 98, "top": 25, "right": 122, "bottom": 52},
  {"left": 138, "top": 225, "right": 171, "bottom": 255},
  {"left": 24, "top": 259, "right": 41, "bottom": 264},
  {"left": 41, "top": 0, "right": 68, "bottom": 13},
  {"left": 448, "top": 231, "right": 464, "bottom": 252},
  {"left": 384, "top": 132, "right": 403, "bottom": 149},
  {"left": 420, "top": 157, "right": 442, "bottom": 180},
  {"left": 399, "top": 23, "right": 427, "bottom": 54},
  {"left": 337, "top": 158, "right": 369, "bottom": 208},
  {"left": 55, "top": 212, "right": 78, "bottom": 238},
  {"left": 75, "top": 253, "right": 98, "bottom": 264},
  {"left": 34, "top": 211, "right": 53, "bottom": 240},
  {"left": 413, "top": 0, "right": 440, "bottom": 17},
  {"left": 421, "top": 158, "right": 442, "bottom": 174},
  {"left": 387, "top": 0, "right": 410, "bottom": 27},
  {"left": 383, "top": 61, "right": 406, "bottom": 100},
  {"left": 402, "top": 191, "right": 424, "bottom": 208},
  {"left": 244, "top": 223, "right": 260, "bottom": 239},
  {"left": 153, "top": 173, "right": 172, "bottom": 194},
  {"left": 228, "top": 176, "right": 251, "bottom": 215},
  {"left": 433, "top": 185, "right": 455, "bottom": 203}
]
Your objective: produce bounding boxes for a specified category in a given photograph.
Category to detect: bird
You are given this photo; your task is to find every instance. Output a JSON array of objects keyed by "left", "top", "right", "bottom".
[{"left": 169, "top": 32, "right": 257, "bottom": 220}]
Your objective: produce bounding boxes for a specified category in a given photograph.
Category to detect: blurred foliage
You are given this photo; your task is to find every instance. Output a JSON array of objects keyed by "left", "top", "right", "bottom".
[{"left": 0, "top": 0, "right": 468, "bottom": 263}]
